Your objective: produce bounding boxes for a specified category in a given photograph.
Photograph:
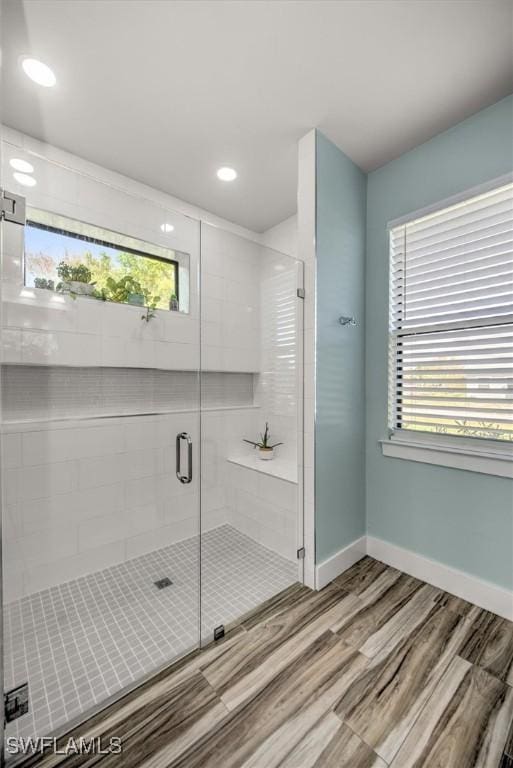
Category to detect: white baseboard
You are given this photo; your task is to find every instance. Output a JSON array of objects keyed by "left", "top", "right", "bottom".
[
  {"left": 314, "top": 534, "right": 513, "bottom": 621},
  {"left": 366, "top": 535, "right": 513, "bottom": 622},
  {"left": 315, "top": 536, "right": 366, "bottom": 590}
]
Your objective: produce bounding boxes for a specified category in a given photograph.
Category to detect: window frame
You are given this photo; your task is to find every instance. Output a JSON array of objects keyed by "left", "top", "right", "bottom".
[
  {"left": 24, "top": 219, "right": 180, "bottom": 308},
  {"left": 382, "top": 173, "right": 513, "bottom": 477}
]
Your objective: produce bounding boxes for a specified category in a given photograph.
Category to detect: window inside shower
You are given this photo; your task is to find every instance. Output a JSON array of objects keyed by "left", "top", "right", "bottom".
[
  {"left": 25, "top": 222, "right": 179, "bottom": 310},
  {"left": 24, "top": 210, "right": 185, "bottom": 313}
]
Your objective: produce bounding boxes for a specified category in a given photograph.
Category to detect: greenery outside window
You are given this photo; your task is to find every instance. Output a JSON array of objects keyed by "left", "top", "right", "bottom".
[{"left": 24, "top": 210, "right": 187, "bottom": 312}]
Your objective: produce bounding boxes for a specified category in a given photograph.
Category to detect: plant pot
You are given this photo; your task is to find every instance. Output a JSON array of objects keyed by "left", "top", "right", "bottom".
[
  {"left": 128, "top": 293, "right": 145, "bottom": 306},
  {"left": 169, "top": 296, "right": 179, "bottom": 311},
  {"left": 79, "top": 282, "right": 96, "bottom": 296},
  {"left": 258, "top": 447, "right": 274, "bottom": 461},
  {"left": 62, "top": 280, "right": 95, "bottom": 296}
]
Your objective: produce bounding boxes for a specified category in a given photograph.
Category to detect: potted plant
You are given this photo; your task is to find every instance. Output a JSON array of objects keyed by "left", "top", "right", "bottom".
[
  {"left": 128, "top": 282, "right": 145, "bottom": 306},
  {"left": 104, "top": 275, "right": 144, "bottom": 305},
  {"left": 34, "top": 277, "right": 55, "bottom": 291},
  {"left": 243, "top": 422, "right": 283, "bottom": 460},
  {"left": 56, "top": 262, "right": 95, "bottom": 296},
  {"left": 169, "top": 294, "right": 179, "bottom": 311}
]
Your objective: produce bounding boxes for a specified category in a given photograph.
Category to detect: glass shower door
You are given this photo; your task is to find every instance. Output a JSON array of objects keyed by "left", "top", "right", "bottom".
[
  {"left": 200, "top": 223, "right": 304, "bottom": 642},
  {"left": 0, "top": 142, "right": 304, "bottom": 758},
  {"left": 1, "top": 143, "right": 201, "bottom": 753}
]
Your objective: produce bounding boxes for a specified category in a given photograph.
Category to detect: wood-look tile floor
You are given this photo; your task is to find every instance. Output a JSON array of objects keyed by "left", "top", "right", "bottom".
[{"left": 18, "top": 557, "right": 513, "bottom": 768}]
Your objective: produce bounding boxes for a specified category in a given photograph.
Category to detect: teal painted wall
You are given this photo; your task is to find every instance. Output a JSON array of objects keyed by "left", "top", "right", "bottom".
[
  {"left": 366, "top": 96, "right": 513, "bottom": 589},
  {"left": 315, "top": 132, "right": 367, "bottom": 562}
]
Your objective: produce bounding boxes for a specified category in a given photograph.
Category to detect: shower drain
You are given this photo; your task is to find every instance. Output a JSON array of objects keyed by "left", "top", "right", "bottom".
[{"left": 154, "top": 577, "right": 173, "bottom": 590}]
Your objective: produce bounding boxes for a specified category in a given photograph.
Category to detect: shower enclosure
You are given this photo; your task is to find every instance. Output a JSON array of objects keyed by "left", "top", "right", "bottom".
[{"left": 0, "top": 143, "right": 303, "bottom": 757}]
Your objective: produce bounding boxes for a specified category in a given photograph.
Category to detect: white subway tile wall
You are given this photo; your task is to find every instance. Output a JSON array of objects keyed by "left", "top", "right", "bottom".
[
  {"left": 200, "top": 224, "right": 261, "bottom": 374},
  {"left": 226, "top": 464, "right": 298, "bottom": 561},
  {"left": 2, "top": 404, "right": 300, "bottom": 601},
  {"left": 256, "top": 255, "right": 300, "bottom": 465},
  {"left": 2, "top": 412, "right": 199, "bottom": 601},
  {"left": 1, "top": 143, "right": 264, "bottom": 377}
]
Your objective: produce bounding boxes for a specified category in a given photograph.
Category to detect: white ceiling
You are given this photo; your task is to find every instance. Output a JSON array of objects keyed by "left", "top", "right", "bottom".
[{"left": 2, "top": 0, "right": 512, "bottom": 232}]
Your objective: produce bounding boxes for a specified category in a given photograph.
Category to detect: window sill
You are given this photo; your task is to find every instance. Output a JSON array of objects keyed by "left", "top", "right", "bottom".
[{"left": 380, "top": 435, "right": 513, "bottom": 479}]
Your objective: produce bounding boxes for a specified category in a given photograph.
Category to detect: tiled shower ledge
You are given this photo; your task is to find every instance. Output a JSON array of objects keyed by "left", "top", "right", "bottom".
[{"left": 227, "top": 454, "right": 297, "bottom": 483}]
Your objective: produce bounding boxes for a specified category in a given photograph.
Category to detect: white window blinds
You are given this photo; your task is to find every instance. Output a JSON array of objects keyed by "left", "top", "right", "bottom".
[{"left": 389, "top": 181, "right": 513, "bottom": 443}]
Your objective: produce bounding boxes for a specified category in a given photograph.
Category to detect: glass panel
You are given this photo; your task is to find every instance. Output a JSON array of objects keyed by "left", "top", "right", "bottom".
[
  {"left": 0, "top": 145, "right": 304, "bottom": 759},
  {"left": 1, "top": 141, "right": 201, "bottom": 750},
  {"left": 200, "top": 223, "right": 303, "bottom": 643}
]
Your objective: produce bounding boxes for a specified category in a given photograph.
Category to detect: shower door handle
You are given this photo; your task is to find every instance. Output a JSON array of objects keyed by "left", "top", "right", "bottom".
[{"left": 176, "top": 432, "right": 193, "bottom": 484}]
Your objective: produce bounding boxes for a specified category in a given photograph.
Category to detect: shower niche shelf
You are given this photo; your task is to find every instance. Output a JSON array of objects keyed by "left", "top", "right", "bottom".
[{"left": 1, "top": 365, "right": 256, "bottom": 422}]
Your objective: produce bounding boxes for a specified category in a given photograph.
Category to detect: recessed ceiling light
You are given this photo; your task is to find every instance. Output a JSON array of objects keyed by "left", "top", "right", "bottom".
[
  {"left": 21, "top": 57, "right": 57, "bottom": 87},
  {"left": 13, "top": 172, "right": 37, "bottom": 187},
  {"left": 217, "top": 167, "right": 237, "bottom": 182},
  {"left": 10, "top": 158, "right": 35, "bottom": 174},
  {"left": 160, "top": 223, "right": 175, "bottom": 233}
]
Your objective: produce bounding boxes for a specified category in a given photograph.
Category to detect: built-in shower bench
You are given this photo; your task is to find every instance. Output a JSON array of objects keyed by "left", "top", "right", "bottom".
[{"left": 226, "top": 454, "right": 297, "bottom": 484}]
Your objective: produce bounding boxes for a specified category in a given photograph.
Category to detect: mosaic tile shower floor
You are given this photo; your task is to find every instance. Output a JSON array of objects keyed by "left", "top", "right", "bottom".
[{"left": 4, "top": 525, "right": 298, "bottom": 744}]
